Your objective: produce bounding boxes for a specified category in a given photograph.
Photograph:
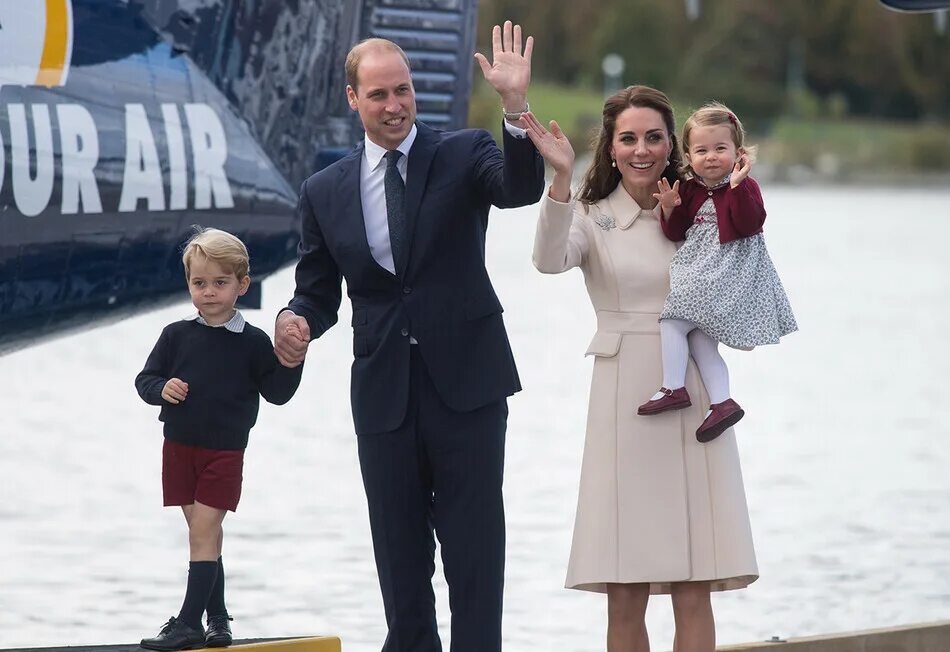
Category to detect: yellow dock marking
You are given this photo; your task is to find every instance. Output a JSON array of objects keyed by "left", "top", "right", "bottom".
[{"left": 226, "top": 637, "right": 342, "bottom": 652}]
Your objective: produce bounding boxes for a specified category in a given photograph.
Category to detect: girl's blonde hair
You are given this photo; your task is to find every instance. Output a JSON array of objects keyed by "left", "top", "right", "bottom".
[
  {"left": 182, "top": 227, "right": 250, "bottom": 280},
  {"left": 680, "top": 102, "right": 757, "bottom": 177}
]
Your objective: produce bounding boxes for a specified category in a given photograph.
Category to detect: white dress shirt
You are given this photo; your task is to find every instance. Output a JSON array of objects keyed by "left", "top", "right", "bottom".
[
  {"left": 359, "top": 121, "right": 527, "bottom": 275},
  {"left": 360, "top": 125, "right": 417, "bottom": 275},
  {"left": 358, "top": 121, "right": 526, "bottom": 344}
]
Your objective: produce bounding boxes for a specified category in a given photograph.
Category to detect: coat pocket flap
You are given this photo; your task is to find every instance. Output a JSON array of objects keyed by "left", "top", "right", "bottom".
[
  {"left": 585, "top": 331, "right": 622, "bottom": 357},
  {"left": 465, "top": 295, "right": 503, "bottom": 320}
]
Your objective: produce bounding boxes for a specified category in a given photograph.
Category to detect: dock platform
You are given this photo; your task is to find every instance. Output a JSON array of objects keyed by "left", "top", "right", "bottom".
[
  {"left": 720, "top": 620, "right": 950, "bottom": 652},
  {"left": 0, "top": 637, "right": 341, "bottom": 652}
]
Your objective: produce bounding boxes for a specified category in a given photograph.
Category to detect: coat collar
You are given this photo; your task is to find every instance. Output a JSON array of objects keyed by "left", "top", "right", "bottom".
[
  {"left": 337, "top": 143, "right": 366, "bottom": 234},
  {"left": 605, "top": 183, "right": 661, "bottom": 230},
  {"left": 336, "top": 142, "right": 365, "bottom": 193},
  {"left": 336, "top": 143, "right": 394, "bottom": 276},
  {"left": 400, "top": 121, "right": 439, "bottom": 274}
]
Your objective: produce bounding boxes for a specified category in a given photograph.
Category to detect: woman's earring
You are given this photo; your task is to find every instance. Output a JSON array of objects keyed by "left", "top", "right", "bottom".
[{"left": 611, "top": 159, "right": 617, "bottom": 168}]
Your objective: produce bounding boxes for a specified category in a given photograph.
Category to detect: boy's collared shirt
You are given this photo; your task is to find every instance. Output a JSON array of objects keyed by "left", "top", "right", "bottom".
[{"left": 184, "top": 310, "right": 245, "bottom": 333}]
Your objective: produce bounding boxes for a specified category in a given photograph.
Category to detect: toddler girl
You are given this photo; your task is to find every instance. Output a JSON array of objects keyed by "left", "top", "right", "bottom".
[{"left": 637, "top": 102, "right": 797, "bottom": 442}]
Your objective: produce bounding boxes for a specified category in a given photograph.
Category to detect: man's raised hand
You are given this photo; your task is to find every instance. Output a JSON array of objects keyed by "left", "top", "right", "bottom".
[{"left": 474, "top": 20, "right": 533, "bottom": 124}]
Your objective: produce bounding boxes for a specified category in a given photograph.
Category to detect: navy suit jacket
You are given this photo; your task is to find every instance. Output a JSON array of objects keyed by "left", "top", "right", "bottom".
[{"left": 287, "top": 121, "right": 545, "bottom": 435}]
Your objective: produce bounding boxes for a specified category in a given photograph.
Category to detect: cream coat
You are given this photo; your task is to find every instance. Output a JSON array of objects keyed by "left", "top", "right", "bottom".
[{"left": 533, "top": 185, "right": 758, "bottom": 594}]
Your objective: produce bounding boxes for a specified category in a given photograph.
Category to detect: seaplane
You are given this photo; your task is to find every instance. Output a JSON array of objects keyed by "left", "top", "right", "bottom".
[{"left": 0, "top": 0, "right": 477, "bottom": 355}]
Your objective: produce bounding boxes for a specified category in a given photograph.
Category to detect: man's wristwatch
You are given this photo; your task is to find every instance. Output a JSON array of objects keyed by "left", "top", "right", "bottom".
[{"left": 503, "top": 102, "right": 529, "bottom": 121}]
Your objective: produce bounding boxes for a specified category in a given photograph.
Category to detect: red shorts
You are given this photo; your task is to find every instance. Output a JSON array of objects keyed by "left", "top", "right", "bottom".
[{"left": 162, "top": 439, "right": 244, "bottom": 512}]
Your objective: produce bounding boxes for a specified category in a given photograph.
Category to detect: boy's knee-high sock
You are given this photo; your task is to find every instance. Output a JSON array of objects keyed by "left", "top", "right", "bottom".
[
  {"left": 687, "top": 328, "right": 731, "bottom": 404},
  {"left": 660, "top": 318, "right": 694, "bottom": 390},
  {"left": 178, "top": 561, "right": 218, "bottom": 631},
  {"left": 205, "top": 556, "right": 228, "bottom": 618}
]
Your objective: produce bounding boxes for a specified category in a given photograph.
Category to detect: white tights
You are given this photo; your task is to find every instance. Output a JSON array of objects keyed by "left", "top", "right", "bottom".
[{"left": 659, "top": 318, "right": 730, "bottom": 405}]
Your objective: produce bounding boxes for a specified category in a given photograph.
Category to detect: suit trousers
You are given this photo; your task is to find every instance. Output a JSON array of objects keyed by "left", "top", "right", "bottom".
[{"left": 357, "top": 346, "right": 507, "bottom": 652}]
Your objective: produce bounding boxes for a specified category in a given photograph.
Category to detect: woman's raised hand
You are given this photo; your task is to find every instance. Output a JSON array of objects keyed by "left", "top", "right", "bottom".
[
  {"left": 652, "top": 178, "right": 681, "bottom": 217},
  {"left": 522, "top": 111, "right": 574, "bottom": 175},
  {"left": 730, "top": 153, "right": 752, "bottom": 188}
]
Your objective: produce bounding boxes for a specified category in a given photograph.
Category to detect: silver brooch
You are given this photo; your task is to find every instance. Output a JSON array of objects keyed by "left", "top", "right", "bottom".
[{"left": 594, "top": 213, "right": 616, "bottom": 231}]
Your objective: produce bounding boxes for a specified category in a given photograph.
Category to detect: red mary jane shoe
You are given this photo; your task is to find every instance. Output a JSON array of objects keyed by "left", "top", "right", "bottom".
[
  {"left": 637, "top": 387, "right": 692, "bottom": 415},
  {"left": 696, "top": 398, "right": 744, "bottom": 443}
]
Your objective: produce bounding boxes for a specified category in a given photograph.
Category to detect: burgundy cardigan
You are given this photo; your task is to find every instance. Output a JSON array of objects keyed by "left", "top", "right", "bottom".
[{"left": 660, "top": 177, "right": 766, "bottom": 244}]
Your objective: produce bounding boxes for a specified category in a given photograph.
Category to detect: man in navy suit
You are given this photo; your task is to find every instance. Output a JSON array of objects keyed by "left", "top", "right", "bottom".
[{"left": 274, "top": 21, "right": 543, "bottom": 652}]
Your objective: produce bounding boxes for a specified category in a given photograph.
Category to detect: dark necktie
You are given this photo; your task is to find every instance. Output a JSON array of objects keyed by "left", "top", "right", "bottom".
[{"left": 384, "top": 149, "right": 406, "bottom": 271}]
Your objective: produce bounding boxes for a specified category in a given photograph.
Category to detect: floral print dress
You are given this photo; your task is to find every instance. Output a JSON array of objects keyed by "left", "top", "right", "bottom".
[{"left": 659, "top": 176, "right": 798, "bottom": 349}]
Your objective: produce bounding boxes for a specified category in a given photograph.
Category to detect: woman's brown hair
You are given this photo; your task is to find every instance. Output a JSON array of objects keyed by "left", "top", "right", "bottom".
[{"left": 578, "top": 85, "right": 681, "bottom": 205}]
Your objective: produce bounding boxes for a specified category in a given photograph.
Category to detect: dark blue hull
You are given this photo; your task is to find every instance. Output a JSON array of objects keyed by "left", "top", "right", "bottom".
[{"left": 0, "top": 0, "right": 477, "bottom": 353}]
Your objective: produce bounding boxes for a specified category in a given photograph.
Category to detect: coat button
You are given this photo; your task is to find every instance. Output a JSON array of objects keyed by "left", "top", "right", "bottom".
[
  {"left": 708, "top": 190, "right": 713, "bottom": 196},
  {"left": 401, "top": 328, "right": 409, "bottom": 337},
  {"left": 402, "top": 286, "right": 412, "bottom": 294}
]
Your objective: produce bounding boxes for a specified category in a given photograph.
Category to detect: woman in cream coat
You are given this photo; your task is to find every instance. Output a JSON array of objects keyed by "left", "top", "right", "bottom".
[{"left": 523, "top": 87, "right": 757, "bottom": 652}]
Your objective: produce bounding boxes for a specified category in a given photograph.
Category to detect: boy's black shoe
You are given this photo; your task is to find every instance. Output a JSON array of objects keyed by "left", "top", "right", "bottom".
[
  {"left": 205, "top": 614, "right": 233, "bottom": 647},
  {"left": 140, "top": 616, "right": 206, "bottom": 651}
]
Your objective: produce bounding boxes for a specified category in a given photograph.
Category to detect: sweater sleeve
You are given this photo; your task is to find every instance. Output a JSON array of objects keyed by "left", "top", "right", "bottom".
[
  {"left": 724, "top": 177, "right": 766, "bottom": 236},
  {"left": 135, "top": 328, "right": 170, "bottom": 406},
  {"left": 254, "top": 333, "right": 304, "bottom": 405}
]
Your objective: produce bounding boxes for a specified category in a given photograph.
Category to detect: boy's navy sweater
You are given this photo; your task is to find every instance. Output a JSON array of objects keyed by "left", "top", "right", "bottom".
[{"left": 135, "top": 320, "right": 303, "bottom": 450}]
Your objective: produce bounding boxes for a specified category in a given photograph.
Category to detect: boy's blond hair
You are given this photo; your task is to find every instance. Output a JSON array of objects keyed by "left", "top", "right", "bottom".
[
  {"left": 182, "top": 227, "right": 250, "bottom": 280},
  {"left": 680, "top": 101, "right": 758, "bottom": 177}
]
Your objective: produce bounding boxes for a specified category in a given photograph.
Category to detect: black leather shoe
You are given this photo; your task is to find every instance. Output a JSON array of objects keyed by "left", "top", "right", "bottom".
[
  {"left": 140, "top": 616, "right": 206, "bottom": 651},
  {"left": 205, "top": 614, "right": 233, "bottom": 647}
]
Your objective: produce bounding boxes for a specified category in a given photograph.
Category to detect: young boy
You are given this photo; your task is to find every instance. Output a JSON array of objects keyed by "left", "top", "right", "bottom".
[{"left": 135, "top": 227, "right": 303, "bottom": 650}]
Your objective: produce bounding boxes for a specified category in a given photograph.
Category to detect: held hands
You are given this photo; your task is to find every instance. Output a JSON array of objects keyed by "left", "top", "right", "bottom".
[
  {"left": 652, "top": 178, "right": 681, "bottom": 218},
  {"left": 162, "top": 378, "right": 189, "bottom": 404},
  {"left": 474, "top": 21, "right": 533, "bottom": 124},
  {"left": 274, "top": 310, "right": 311, "bottom": 368},
  {"left": 730, "top": 153, "right": 752, "bottom": 188}
]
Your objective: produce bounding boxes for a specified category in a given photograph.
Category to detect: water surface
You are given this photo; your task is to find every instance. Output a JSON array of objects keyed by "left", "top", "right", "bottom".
[{"left": 2, "top": 187, "right": 949, "bottom": 650}]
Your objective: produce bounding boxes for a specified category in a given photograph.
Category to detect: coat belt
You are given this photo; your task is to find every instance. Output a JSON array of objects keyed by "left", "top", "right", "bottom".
[{"left": 595, "top": 310, "right": 661, "bottom": 334}]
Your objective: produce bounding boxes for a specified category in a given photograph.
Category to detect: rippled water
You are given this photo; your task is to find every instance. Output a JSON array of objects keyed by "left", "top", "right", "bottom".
[{"left": 2, "top": 187, "right": 950, "bottom": 651}]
